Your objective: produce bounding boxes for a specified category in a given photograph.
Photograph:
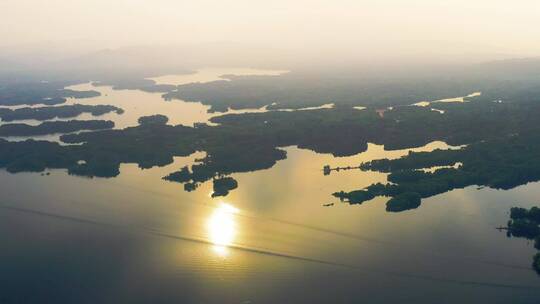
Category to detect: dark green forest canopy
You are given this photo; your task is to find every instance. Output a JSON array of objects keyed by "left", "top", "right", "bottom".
[
  {"left": 0, "top": 120, "right": 114, "bottom": 136},
  {"left": 0, "top": 81, "right": 100, "bottom": 106},
  {"left": 162, "top": 73, "right": 482, "bottom": 112},
  {"left": 386, "top": 192, "right": 421, "bottom": 212},
  {"left": 138, "top": 114, "right": 169, "bottom": 125},
  {"left": 504, "top": 206, "right": 540, "bottom": 274},
  {"left": 0, "top": 104, "right": 123, "bottom": 122},
  {"left": 336, "top": 128, "right": 540, "bottom": 211},
  {"left": 2, "top": 81, "right": 540, "bottom": 200},
  {"left": 211, "top": 177, "right": 239, "bottom": 197}
]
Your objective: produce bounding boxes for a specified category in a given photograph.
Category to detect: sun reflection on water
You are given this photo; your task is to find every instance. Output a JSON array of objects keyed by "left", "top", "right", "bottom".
[{"left": 207, "top": 202, "right": 239, "bottom": 256}]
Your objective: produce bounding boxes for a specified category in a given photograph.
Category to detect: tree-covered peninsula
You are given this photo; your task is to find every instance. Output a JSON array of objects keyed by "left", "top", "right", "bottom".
[
  {"left": 504, "top": 206, "right": 540, "bottom": 274},
  {"left": 0, "top": 81, "right": 100, "bottom": 106},
  {"left": 0, "top": 120, "right": 114, "bottom": 136},
  {"left": 0, "top": 104, "right": 123, "bottom": 122}
]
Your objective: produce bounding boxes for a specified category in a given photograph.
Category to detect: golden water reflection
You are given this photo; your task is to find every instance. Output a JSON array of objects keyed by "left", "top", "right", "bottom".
[{"left": 207, "top": 202, "right": 239, "bottom": 256}]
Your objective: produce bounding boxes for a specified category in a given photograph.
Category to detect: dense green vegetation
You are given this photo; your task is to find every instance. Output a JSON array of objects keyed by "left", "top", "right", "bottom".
[
  {"left": 163, "top": 166, "right": 191, "bottom": 183},
  {"left": 0, "top": 104, "right": 123, "bottom": 122},
  {"left": 332, "top": 89, "right": 540, "bottom": 209},
  {"left": 505, "top": 206, "right": 540, "bottom": 274},
  {"left": 0, "top": 139, "right": 76, "bottom": 173},
  {"left": 2, "top": 85, "right": 540, "bottom": 198},
  {"left": 163, "top": 166, "right": 200, "bottom": 191},
  {"left": 508, "top": 207, "right": 540, "bottom": 239},
  {"left": 137, "top": 114, "right": 169, "bottom": 125},
  {"left": 336, "top": 130, "right": 540, "bottom": 210},
  {"left": 212, "top": 177, "right": 238, "bottom": 197},
  {"left": 0, "top": 120, "right": 114, "bottom": 136},
  {"left": 162, "top": 73, "right": 480, "bottom": 112},
  {"left": 385, "top": 192, "right": 421, "bottom": 212},
  {"left": 0, "top": 81, "right": 100, "bottom": 106},
  {"left": 333, "top": 189, "right": 377, "bottom": 205}
]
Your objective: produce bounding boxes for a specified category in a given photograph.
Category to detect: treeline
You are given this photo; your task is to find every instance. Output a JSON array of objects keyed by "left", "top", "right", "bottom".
[
  {"left": 0, "top": 104, "right": 123, "bottom": 122},
  {"left": 0, "top": 120, "right": 114, "bottom": 136},
  {"left": 0, "top": 81, "right": 100, "bottom": 106},
  {"left": 162, "top": 71, "right": 483, "bottom": 112}
]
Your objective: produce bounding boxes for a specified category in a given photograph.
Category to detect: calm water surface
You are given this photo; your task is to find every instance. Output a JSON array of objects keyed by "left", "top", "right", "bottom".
[
  {"left": 149, "top": 67, "right": 288, "bottom": 86},
  {"left": 1, "top": 142, "right": 540, "bottom": 303}
]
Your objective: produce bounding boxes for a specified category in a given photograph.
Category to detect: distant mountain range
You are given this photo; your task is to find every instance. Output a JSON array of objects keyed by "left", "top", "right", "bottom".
[{"left": 0, "top": 42, "right": 539, "bottom": 85}]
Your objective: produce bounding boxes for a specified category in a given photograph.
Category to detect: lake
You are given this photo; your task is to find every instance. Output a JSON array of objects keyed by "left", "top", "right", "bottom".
[{"left": 0, "top": 69, "right": 539, "bottom": 303}]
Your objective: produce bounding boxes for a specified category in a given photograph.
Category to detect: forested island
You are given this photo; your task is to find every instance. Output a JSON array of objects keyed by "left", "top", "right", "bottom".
[
  {"left": 138, "top": 114, "right": 169, "bottom": 125},
  {"left": 0, "top": 104, "right": 123, "bottom": 122},
  {"left": 212, "top": 176, "right": 238, "bottom": 197},
  {"left": 0, "top": 120, "right": 114, "bottom": 136},
  {"left": 504, "top": 206, "right": 540, "bottom": 274}
]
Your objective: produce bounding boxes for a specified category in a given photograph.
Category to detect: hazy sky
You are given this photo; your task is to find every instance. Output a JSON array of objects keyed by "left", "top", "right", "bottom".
[{"left": 2, "top": 0, "right": 540, "bottom": 60}]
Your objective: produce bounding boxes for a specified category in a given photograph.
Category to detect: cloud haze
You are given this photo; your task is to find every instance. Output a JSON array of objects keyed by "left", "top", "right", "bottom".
[{"left": 1, "top": 0, "right": 540, "bottom": 65}]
